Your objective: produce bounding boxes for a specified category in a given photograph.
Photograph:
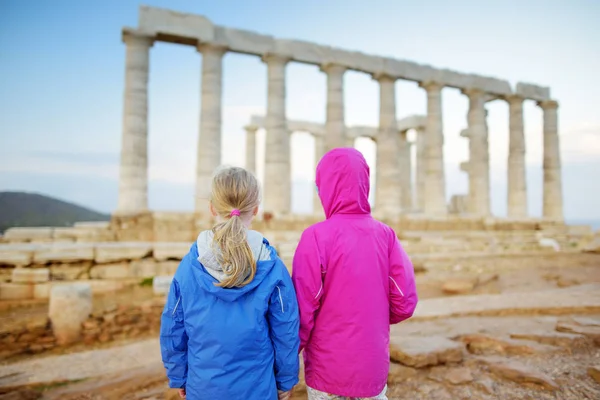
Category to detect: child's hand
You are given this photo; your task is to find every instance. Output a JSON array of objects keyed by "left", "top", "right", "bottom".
[
  {"left": 178, "top": 388, "right": 186, "bottom": 398},
  {"left": 278, "top": 390, "right": 291, "bottom": 400}
]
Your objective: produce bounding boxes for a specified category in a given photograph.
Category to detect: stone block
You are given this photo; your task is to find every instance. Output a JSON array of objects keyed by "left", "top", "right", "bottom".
[
  {"left": 12, "top": 268, "right": 50, "bottom": 284},
  {"left": 95, "top": 243, "right": 152, "bottom": 263},
  {"left": 87, "top": 280, "right": 127, "bottom": 294},
  {"left": 33, "top": 283, "right": 52, "bottom": 300},
  {"left": 274, "top": 39, "right": 326, "bottom": 64},
  {"left": 73, "top": 221, "right": 110, "bottom": 229},
  {"left": 130, "top": 259, "right": 158, "bottom": 278},
  {"left": 215, "top": 26, "right": 274, "bottom": 55},
  {"left": 49, "top": 283, "right": 92, "bottom": 345},
  {"left": 138, "top": 6, "right": 214, "bottom": 41},
  {"left": 153, "top": 242, "right": 190, "bottom": 261},
  {"left": 384, "top": 58, "right": 429, "bottom": 82},
  {"left": 3, "top": 227, "right": 54, "bottom": 242},
  {"left": 157, "top": 261, "right": 180, "bottom": 276},
  {"left": 389, "top": 336, "right": 464, "bottom": 368},
  {"left": 0, "top": 282, "right": 34, "bottom": 300},
  {"left": 153, "top": 275, "right": 173, "bottom": 296},
  {"left": 516, "top": 82, "right": 550, "bottom": 101},
  {"left": 90, "top": 263, "right": 132, "bottom": 279},
  {"left": 0, "top": 244, "right": 36, "bottom": 266},
  {"left": 50, "top": 264, "right": 90, "bottom": 280},
  {"left": 33, "top": 243, "right": 95, "bottom": 264}
]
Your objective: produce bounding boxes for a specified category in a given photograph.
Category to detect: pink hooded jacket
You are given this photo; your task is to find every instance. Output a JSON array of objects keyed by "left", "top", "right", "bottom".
[{"left": 292, "top": 148, "right": 418, "bottom": 398}]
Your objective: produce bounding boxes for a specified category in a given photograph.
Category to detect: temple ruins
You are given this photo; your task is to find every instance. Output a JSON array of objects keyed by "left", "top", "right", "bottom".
[{"left": 118, "top": 6, "right": 562, "bottom": 221}]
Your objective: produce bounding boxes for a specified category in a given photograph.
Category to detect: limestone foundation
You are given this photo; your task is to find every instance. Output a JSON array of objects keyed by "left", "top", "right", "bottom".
[{"left": 49, "top": 283, "right": 93, "bottom": 345}]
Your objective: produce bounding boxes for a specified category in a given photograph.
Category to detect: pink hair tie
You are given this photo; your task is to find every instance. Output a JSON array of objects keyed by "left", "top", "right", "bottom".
[{"left": 230, "top": 209, "right": 241, "bottom": 217}]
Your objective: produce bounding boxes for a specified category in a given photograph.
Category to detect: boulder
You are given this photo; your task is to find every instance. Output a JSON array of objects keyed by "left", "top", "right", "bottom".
[
  {"left": 49, "top": 283, "right": 92, "bottom": 345},
  {"left": 12, "top": 268, "right": 50, "bottom": 283},
  {"left": 95, "top": 243, "right": 152, "bottom": 263},
  {"left": 33, "top": 243, "right": 94, "bottom": 264},
  {"left": 153, "top": 242, "right": 190, "bottom": 261},
  {"left": 390, "top": 336, "right": 464, "bottom": 368}
]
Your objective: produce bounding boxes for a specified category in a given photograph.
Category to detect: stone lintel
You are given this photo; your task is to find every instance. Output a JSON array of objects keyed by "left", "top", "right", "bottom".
[
  {"left": 135, "top": 6, "right": 523, "bottom": 96},
  {"left": 122, "top": 27, "right": 155, "bottom": 46},
  {"left": 516, "top": 82, "right": 551, "bottom": 102},
  {"left": 197, "top": 42, "right": 228, "bottom": 54},
  {"left": 538, "top": 99, "right": 559, "bottom": 110}
]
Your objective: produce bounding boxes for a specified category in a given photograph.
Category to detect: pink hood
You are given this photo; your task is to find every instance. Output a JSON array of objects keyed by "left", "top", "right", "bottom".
[
  {"left": 316, "top": 148, "right": 371, "bottom": 218},
  {"left": 293, "top": 147, "right": 418, "bottom": 397}
]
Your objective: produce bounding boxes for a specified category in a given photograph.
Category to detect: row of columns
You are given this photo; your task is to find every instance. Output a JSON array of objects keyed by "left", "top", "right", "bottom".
[{"left": 117, "top": 32, "right": 564, "bottom": 221}]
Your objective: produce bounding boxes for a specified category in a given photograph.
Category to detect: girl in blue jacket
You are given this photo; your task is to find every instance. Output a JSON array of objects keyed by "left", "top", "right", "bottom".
[{"left": 160, "top": 166, "right": 300, "bottom": 399}]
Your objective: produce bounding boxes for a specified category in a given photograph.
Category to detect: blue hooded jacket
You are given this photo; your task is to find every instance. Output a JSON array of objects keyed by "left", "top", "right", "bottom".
[{"left": 160, "top": 230, "right": 300, "bottom": 399}]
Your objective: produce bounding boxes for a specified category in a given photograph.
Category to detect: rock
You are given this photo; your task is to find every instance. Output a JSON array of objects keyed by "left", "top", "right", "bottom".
[
  {"left": 0, "top": 282, "right": 34, "bottom": 300},
  {"left": 0, "top": 244, "right": 36, "bottom": 266},
  {"left": 0, "top": 388, "right": 42, "bottom": 400},
  {"left": 153, "top": 275, "right": 173, "bottom": 295},
  {"left": 443, "top": 367, "right": 473, "bottom": 385},
  {"left": 481, "top": 357, "right": 558, "bottom": 390},
  {"left": 157, "top": 260, "right": 180, "bottom": 275},
  {"left": 560, "top": 316, "right": 600, "bottom": 327},
  {"left": 95, "top": 243, "right": 153, "bottom": 263},
  {"left": 49, "top": 283, "right": 93, "bottom": 345},
  {"left": 387, "top": 363, "right": 417, "bottom": 383},
  {"left": 442, "top": 279, "right": 476, "bottom": 295},
  {"left": 583, "top": 236, "right": 600, "bottom": 253},
  {"left": 390, "top": 336, "right": 464, "bottom": 368},
  {"left": 476, "top": 273, "right": 499, "bottom": 286},
  {"left": 459, "top": 334, "right": 561, "bottom": 356},
  {"left": 90, "top": 262, "right": 133, "bottom": 279},
  {"left": 588, "top": 365, "right": 600, "bottom": 384},
  {"left": 153, "top": 242, "right": 189, "bottom": 261},
  {"left": 556, "top": 321, "right": 600, "bottom": 345},
  {"left": 33, "top": 243, "right": 95, "bottom": 264},
  {"left": 474, "top": 378, "right": 495, "bottom": 394},
  {"left": 11, "top": 268, "right": 50, "bottom": 283},
  {"left": 556, "top": 277, "right": 580, "bottom": 288},
  {"left": 130, "top": 259, "right": 159, "bottom": 278},
  {"left": 509, "top": 330, "right": 590, "bottom": 350},
  {"left": 3, "top": 227, "right": 54, "bottom": 242}
]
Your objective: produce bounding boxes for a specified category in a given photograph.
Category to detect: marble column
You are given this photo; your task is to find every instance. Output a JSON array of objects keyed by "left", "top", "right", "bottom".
[
  {"left": 195, "top": 44, "right": 227, "bottom": 212},
  {"left": 313, "top": 134, "right": 326, "bottom": 215},
  {"left": 399, "top": 131, "right": 412, "bottom": 211},
  {"left": 263, "top": 54, "right": 291, "bottom": 215},
  {"left": 506, "top": 95, "right": 528, "bottom": 218},
  {"left": 117, "top": 31, "right": 153, "bottom": 215},
  {"left": 374, "top": 74, "right": 402, "bottom": 217},
  {"left": 415, "top": 127, "right": 426, "bottom": 212},
  {"left": 538, "top": 100, "right": 563, "bottom": 220},
  {"left": 463, "top": 89, "right": 491, "bottom": 216},
  {"left": 420, "top": 81, "right": 447, "bottom": 215},
  {"left": 322, "top": 63, "right": 346, "bottom": 151},
  {"left": 244, "top": 125, "right": 258, "bottom": 175}
]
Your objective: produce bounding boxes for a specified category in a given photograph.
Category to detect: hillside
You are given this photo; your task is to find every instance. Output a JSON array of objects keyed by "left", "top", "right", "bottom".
[{"left": 0, "top": 192, "right": 110, "bottom": 233}]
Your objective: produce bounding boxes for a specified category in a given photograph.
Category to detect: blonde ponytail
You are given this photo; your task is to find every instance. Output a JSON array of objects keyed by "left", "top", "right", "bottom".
[{"left": 209, "top": 167, "right": 261, "bottom": 288}]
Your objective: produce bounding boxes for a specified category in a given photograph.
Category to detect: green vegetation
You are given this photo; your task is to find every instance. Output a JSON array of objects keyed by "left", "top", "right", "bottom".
[{"left": 0, "top": 192, "right": 109, "bottom": 233}]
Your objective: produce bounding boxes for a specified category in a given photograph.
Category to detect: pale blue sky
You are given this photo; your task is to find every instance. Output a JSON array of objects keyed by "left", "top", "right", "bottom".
[{"left": 0, "top": 0, "right": 599, "bottom": 220}]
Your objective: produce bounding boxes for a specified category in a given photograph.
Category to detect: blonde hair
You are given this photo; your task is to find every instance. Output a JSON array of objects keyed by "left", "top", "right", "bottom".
[{"left": 210, "top": 166, "right": 261, "bottom": 288}]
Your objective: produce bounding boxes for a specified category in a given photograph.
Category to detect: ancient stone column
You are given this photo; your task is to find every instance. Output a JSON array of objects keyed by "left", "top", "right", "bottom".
[
  {"left": 374, "top": 74, "right": 402, "bottom": 218},
  {"left": 244, "top": 125, "right": 258, "bottom": 174},
  {"left": 464, "top": 88, "right": 491, "bottom": 216},
  {"left": 195, "top": 44, "right": 227, "bottom": 213},
  {"left": 49, "top": 283, "right": 92, "bottom": 345},
  {"left": 263, "top": 54, "right": 291, "bottom": 215},
  {"left": 420, "top": 81, "right": 447, "bottom": 215},
  {"left": 322, "top": 63, "right": 346, "bottom": 151},
  {"left": 506, "top": 95, "right": 528, "bottom": 218},
  {"left": 399, "top": 131, "right": 412, "bottom": 211},
  {"left": 415, "top": 127, "right": 426, "bottom": 212},
  {"left": 313, "top": 134, "right": 326, "bottom": 215},
  {"left": 538, "top": 100, "right": 563, "bottom": 220},
  {"left": 117, "top": 31, "right": 153, "bottom": 215}
]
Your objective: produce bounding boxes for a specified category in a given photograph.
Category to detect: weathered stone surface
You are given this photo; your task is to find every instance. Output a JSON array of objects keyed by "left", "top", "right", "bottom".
[
  {"left": 3, "top": 227, "right": 53, "bottom": 242},
  {"left": 515, "top": 82, "right": 551, "bottom": 101},
  {"left": 95, "top": 243, "right": 152, "bottom": 263},
  {"left": 153, "top": 242, "right": 189, "bottom": 261},
  {"left": 130, "top": 259, "right": 158, "bottom": 277},
  {"left": 387, "top": 363, "right": 417, "bottom": 384},
  {"left": 459, "top": 333, "right": 561, "bottom": 356},
  {"left": 482, "top": 357, "right": 558, "bottom": 390},
  {"left": 49, "top": 283, "right": 93, "bottom": 345},
  {"left": 443, "top": 367, "right": 473, "bottom": 385},
  {"left": 11, "top": 268, "right": 50, "bottom": 284},
  {"left": 390, "top": 336, "right": 464, "bottom": 368},
  {"left": 441, "top": 279, "right": 476, "bottom": 295},
  {"left": 33, "top": 243, "right": 95, "bottom": 264},
  {"left": 0, "top": 244, "right": 36, "bottom": 266},
  {"left": 0, "top": 282, "right": 34, "bottom": 300},
  {"left": 157, "top": 260, "right": 180, "bottom": 276},
  {"left": 588, "top": 365, "right": 600, "bottom": 384},
  {"left": 556, "top": 321, "right": 600, "bottom": 345},
  {"left": 90, "top": 263, "right": 132, "bottom": 279},
  {"left": 153, "top": 275, "right": 173, "bottom": 295},
  {"left": 583, "top": 237, "right": 600, "bottom": 253},
  {"left": 138, "top": 6, "right": 214, "bottom": 42},
  {"left": 509, "top": 330, "right": 590, "bottom": 350}
]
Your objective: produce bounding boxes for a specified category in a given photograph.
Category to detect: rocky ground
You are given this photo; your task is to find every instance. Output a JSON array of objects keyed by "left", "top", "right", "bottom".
[{"left": 0, "top": 253, "right": 599, "bottom": 399}]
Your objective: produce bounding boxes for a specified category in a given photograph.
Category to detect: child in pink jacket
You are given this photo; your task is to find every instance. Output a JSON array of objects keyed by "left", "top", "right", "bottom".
[{"left": 292, "top": 147, "right": 418, "bottom": 399}]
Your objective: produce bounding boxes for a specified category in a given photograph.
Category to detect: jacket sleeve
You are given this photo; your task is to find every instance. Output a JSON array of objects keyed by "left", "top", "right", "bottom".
[
  {"left": 267, "top": 261, "right": 300, "bottom": 392},
  {"left": 291, "top": 228, "right": 323, "bottom": 352},
  {"left": 160, "top": 278, "right": 188, "bottom": 389},
  {"left": 389, "top": 231, "right": 418, "bottom": 324}
]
